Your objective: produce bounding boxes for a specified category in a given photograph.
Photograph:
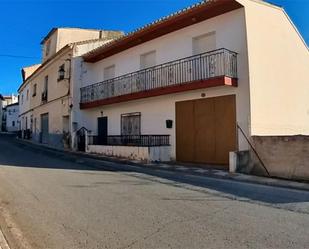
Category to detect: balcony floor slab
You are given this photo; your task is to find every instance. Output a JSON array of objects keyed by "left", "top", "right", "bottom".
[{"left": 80, "top": 76, "right": 237, "bottom": 109}]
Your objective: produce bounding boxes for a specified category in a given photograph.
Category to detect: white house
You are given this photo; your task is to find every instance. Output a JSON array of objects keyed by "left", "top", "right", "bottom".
[
  {"left": 72, "top": 0, "right": 309, "bottom": 180},
  {"left": 5, "top": 103, "right": 19, "bottom": 132}
]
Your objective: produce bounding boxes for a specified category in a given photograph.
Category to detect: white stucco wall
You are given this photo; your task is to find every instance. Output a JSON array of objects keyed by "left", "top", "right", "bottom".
[
  {"left": 238, "top": 0, "right": 309, "bottom": 135},
  {"left": 87, "top": 145, "right": 171, "bottom": 162},
  {"left": 76, "top": 8, "right": 251, "bottom": 160}
]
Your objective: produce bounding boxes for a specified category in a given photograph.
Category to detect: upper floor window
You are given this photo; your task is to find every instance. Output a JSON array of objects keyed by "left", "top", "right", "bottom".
[
  {"left": 42, "top": 76, "right": 48, "bottom": 103},
  {"left": 104, "top": 65, "right": 115, "bottom": 81},
  {"left": 33, "top": 84, "right": 37, "bottom": 97},
  {"left": 192, "top": 32, "right": 216, "bottom": 55},
  {"left": 140, "top": 51, "right": 156, "bottom": 70},
  {"left": 45, "top": 40, "right": 51, "bottom": 57},
  {"left": 21, "top": 94, "right": 24, "bottom": 104},
  {"left": 44, "top": 76, "right": 48, "bottom": 92},
  {"left": 26, "top": 89, "right": 29, "bottom": 100}
]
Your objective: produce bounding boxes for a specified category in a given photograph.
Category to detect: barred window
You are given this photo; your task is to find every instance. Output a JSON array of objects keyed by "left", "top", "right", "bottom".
[{"left": 121, "top": 112, "right": 141, "bottom": 136}]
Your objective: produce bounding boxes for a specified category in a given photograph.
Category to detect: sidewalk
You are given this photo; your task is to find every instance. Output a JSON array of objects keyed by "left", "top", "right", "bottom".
[{"left": 16, "top": 137, "right": 309, "bottom": 192}]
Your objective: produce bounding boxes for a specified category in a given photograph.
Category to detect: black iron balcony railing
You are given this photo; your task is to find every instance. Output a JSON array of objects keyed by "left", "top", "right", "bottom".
[
  {"left": 88, "top": 135, "right": 170, "bottom": 147},
  {"left": 80, "top": 48, "right": 237, "bottom": 104}
]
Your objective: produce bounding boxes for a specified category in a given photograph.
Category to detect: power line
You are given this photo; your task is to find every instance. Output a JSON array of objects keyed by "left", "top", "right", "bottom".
[{"left": 0, "top": 54, "right": 40, "bottom": 59}]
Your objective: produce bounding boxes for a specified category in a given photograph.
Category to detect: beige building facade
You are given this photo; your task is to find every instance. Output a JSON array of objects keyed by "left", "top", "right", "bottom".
[{"left": 18, "top": 27, "right": 123, "bottom": 146}]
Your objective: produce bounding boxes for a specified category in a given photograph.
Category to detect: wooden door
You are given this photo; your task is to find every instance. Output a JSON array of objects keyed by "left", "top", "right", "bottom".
[{"left": 176, "top": 95, "right": 236, "bottom": 166}]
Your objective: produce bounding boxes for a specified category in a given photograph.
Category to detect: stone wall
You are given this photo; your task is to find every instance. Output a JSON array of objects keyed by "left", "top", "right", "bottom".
[{"left": 250, "top": 136, "right": 309, "bottom": 181}]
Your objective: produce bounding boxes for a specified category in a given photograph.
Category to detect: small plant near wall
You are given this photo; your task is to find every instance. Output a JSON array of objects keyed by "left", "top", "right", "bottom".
[{"left": 62, "top": 131, "right": 71, "bottom": 149}]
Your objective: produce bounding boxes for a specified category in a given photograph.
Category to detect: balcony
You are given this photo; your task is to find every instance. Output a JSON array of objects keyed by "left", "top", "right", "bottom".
[
  {"left": 80, "top": 48, "right": 237, "bottom": 109},
  {"left": 88, "top": 135, "right": 170, "bottom": 147}
]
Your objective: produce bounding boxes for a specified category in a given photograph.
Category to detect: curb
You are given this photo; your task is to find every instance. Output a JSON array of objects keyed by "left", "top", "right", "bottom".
[{"left": 15, "top": 138, "right": 309, "bottom": 192}]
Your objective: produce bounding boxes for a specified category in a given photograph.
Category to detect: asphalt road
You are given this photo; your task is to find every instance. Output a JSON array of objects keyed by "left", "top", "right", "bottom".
[{"left": 0, "top": 134, "right": 308, "bottom": 249}]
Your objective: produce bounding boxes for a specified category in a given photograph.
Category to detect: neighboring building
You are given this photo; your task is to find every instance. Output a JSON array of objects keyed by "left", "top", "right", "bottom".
[
  {"left": 18, "top": 28, "right": 124, "bottom": 146},
  {"left": 2, "top": 94, "right": 18, "bottom": 107},
  {"left": 73, "top": 0, "right": 309, "bottom": 180},
  {"left": 5, "top": 103, "right": 19, "bottom": 132},
  {"left": 1, "top": 94, "right": 18, "bottom": 131}
]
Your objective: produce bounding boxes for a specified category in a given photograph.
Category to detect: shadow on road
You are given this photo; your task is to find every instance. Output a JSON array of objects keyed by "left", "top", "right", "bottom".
[{"left": 1, "top": 133, "right": 309, "bottom": 206}]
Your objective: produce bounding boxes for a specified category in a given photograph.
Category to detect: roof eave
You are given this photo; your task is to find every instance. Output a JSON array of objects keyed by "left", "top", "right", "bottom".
[{"left": 84, "top": 0, "right": 243, "bottom": 63}]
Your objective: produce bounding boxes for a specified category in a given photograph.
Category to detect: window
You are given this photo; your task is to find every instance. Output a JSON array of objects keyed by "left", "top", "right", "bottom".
[
  {"left": 12, "top": 121, "right": 15, "bottom": 127},
  {"left": 192, "top": 32, "right": 216, "bottom": 55},
  {"left": 45, "top": 40, "right": 51, "bottom": 56},
  {"left": 44, "top": 76, "right": 48, "bottom": 92},
  {"left": 104, "top": 65, "right": 115, "bottom": 81},
  {"left": 58, "top": 64, "right": 65, "bottom": 81},
  {"left": 121, "top": 112, "right": 141, "bottom": 136},
  {"left": 21, "top": 94, "right": 24, "bottom": 104},
  {"left": 26, "top": 89, "right": 29, "bottom": 100},
  {"left": 33, "top": 84, "right": 37, "bottom": 97},
  {"left": 140, "top": 51, "right": 156, "bottom": 69},
  {"left": 42, "top": 76, "right": 48, "bottom": 102}
]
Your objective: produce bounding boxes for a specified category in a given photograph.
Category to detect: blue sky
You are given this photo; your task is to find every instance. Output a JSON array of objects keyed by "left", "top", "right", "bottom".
[{"left": 0, "top": 0, "right": 308, "bottom": 95}]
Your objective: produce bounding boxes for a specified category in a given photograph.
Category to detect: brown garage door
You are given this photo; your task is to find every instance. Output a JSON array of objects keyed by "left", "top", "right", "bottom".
[{"left": 176, "top": 95, "right": 237, "bottom": 166}]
